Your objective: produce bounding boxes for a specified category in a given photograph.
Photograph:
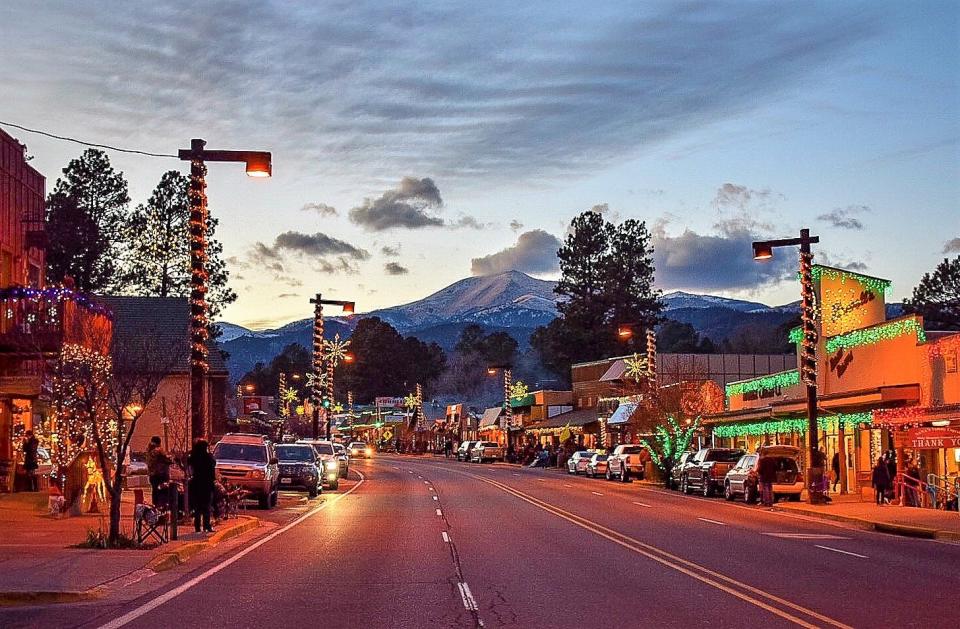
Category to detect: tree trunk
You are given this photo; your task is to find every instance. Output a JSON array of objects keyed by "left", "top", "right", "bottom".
[{"left": 108, "top": 481, "right": 123, "bottom": 544}]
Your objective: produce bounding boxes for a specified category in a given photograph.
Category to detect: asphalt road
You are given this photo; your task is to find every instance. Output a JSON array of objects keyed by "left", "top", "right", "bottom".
[{"left": 7, "top": 456, "right": 958, "bottom": 628}]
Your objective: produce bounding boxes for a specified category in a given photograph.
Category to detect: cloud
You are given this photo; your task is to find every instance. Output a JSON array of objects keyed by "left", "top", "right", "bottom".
[
  {"left": 348, "top": 177, "right": 446, "bottom": 231},
  {"left": 943, "top": 238, "right": 960, "bottom": 254},
  {"left": 652, "top": 218, "right": 795, "bottom": 291},
  {"left": 471, "top": 229, "right": 561, "bottom": 276},
  {"left": 817, "top": 205, "right": 870, "bottom": 230},
  {"left": 248, "top": 231, "right": 370, "bottom": 277},
  {"left": 301, "top": 202, "right": 338, "bottom": 217},
  {"left": 451, "top": 215, "right": 486, "bottom": 230},
  {"left": 276, "top": 293, "right": 298, "bottom": 298},
  {"left": 381, "top": 245, "right": 400, "bottom": 257},
  {"left": 712, "top": 184, "right": 780, "bottom": 210},
  {"left": 1, "top": 3, "right": 878, "bottom": 184},
  {"left": 271, "top": 231, "right": 370, "bottom": 260},
  {"left": 384, "top": 262, "right": 409, "bottom": 275},
  {"left": 509, "top": 220, "right": 523, "bottom": 232}
]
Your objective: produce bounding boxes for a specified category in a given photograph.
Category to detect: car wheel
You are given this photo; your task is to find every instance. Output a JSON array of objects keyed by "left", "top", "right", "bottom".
[
  {"left": 621, "top": 468, "right": 630, "bottom": 483},
  {"left": 724, "top": 483, "right": 735, "bottom": 501},
  {"left": 329, "top": 480, "right": 339, "bottom": 491},
  {"left": 270, "top": 490, "right": 278, "bottom": 508},
  {"left": 788, "top": 493, "right": 801, "bottom": 502},
  {"left": 745, "top": 484, "right": 758, "bottom": 504},
  {"left": 682, "top": 476, "right": 691, "bottom": 494},
  {"left": 605, "top": 468, "right": 613, "bottom": 481},
  {"left": 702, "top": 480, "right": 712, "bottom": 497},
  {"left": 308, "top": 485, "right": 319, "bottom": 498},
  {"left": 258, "top": 494, "right": 270, "bottom": 509}
]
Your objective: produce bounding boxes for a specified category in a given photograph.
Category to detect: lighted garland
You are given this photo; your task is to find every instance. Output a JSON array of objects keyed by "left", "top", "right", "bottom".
[
  {"left": 810, "top": 265, "right": 891, "bottom": 296},
  {"left": 725, "top": 370, "right": 799, "bottom": 398},
  {"left": 711, "top": 412, "right": 872, "bottom": 438},
  {"left": 824, "top": 318, "right": 926, "bottom": 353},
  {"left": 0, "top": 285, "right": 114, "bottom": 319},
  {"left": 788, "top": 327, "right": 803, "bottom": 344},
  {"left": 51, "top": 343, "right": 114, "bottom": 469}
]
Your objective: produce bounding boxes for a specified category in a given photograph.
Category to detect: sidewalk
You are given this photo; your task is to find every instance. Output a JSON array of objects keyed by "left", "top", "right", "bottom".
[
  {"left": 0, "top": 491, "right": 258, "bottom": 605},
  {"left": 772, "top": 494, "right": 960, "bottom": 541}
]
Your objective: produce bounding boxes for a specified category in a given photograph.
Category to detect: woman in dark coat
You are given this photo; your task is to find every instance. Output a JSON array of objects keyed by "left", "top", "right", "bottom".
[
  {"left": 871, "top": 457, "right": 890, "bottom": 505},
  {"left": 188, "top": 439, "right": 216, "bottom": 533}
]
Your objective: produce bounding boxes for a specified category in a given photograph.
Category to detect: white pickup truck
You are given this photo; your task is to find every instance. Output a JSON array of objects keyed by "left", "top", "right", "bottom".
[
  {"left": 606, "top": 444, "right": 648, "bottom": 482},
  {"left": 470, "top": 441, "right": 505, "bottom": 463}
]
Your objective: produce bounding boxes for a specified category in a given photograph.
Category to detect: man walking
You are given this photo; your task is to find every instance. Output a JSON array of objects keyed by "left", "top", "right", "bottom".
[
  {"left": 831, "top": 451, "right": 842, "bottom": 493},
  {"left": 22, "top": 430, "right": 39, "bottom": 492},
  {"left": 757, "top": 453, "right": 778, "bottom": 507},
  {"left": 146, "top": 436, "right": 173, "bottom": 508}
]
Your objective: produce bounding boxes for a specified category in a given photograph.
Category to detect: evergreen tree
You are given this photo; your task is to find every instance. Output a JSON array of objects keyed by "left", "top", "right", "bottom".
[
  {"left": 45, "top": 149, "right": 130, "bottom": 291},
  {"left": 121, "top": 170, "right": 237, "bottom": 323},
  {"left": 904, "top": 255, "right": 960, "bottom": 330}
]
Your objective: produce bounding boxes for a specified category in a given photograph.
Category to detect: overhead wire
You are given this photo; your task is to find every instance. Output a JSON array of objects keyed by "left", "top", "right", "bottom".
[{"left": 0, "top": 119, "right": 178, "bottom": 158}]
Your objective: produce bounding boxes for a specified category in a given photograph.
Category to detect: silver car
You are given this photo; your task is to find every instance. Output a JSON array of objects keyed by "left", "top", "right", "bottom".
[
  {"left": 566, "top": 450, "right": 594, "bottom": 475},
  {"left": 586, "top": 454, "right": 609, "bottom": 478},
  {"left": 298, "top": 440, "right": 343, "bottom": 490}
]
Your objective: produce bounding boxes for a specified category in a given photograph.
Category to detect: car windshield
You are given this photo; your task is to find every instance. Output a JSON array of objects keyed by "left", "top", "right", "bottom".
[
  {"left": 350, "top": 443, "right": 367, "bottom": 449},
  {"left": 620, "top": 446, "right": 642, "bottom": 454},
  {"left": 480, "top": 442, "right": 497, "bottom": 448},
  {"left": 276, "top": 446, "right": 315, "bottom": 462},
  {"left": 575, "top": 451, "right": 590, "bottom": 457},
  {"left": 215, "top": 443, "right": 266, "bottom": 463},
  {"left": 706, "top": 450, "right": 743, "bottom": 462},
  {"left": 594, "top": 455, "right": 608, "bottom": 461},
  {"left": 312, "top": 443, "right": 335, "bottom": 455}
]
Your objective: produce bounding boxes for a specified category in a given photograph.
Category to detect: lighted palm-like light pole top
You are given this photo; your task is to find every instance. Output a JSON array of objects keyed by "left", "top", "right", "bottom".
[
  {"left": 752, "top": 228, "right": 826, "bottom": 504},
  {"left": 178, "top": 139, "right": 271, "bottom": 440},
  {"left": 616, "top": 323, "right": 657, "bottom": 387},
  {"left": 308, "top": 294, "right": 354, "bottom": 439},
  {"left": 487, "top": 363, "right": 513, "bottom": 451}
]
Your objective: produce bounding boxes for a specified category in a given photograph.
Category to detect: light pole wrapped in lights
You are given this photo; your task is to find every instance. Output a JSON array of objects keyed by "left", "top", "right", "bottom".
[
  {"left": 308, "top": 294, "right": 354, "bottom": 439},
  {"left": 487, "top": 364, "right": 513, "bottom": 452},
  {"left": 753, "top": 228, "right": 825, "bottom": 504},
  {"left": 179, "top": 139, "right": 271, "bottom": 440},
  {"left": 646, "top": 328, "right": 657, "bottom": 387}
]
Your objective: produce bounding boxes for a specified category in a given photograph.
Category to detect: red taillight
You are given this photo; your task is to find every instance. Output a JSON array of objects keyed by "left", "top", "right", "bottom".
[{"left": 711, "top": 467, "right": 724, "bottom": 478}]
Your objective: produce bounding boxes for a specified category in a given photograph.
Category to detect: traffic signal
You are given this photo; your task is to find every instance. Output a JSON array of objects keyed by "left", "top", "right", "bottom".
[{"left": 322, "top": 398, "right": 331, "bottom": 409}]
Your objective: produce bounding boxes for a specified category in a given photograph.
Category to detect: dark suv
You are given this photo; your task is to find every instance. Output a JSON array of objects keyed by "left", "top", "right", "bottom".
[
  {"left": 681, "top": 448, "right": 744, "bottom": 497},
  {"left": 275, "top": 444, "right": 322, "bottom": 498}
]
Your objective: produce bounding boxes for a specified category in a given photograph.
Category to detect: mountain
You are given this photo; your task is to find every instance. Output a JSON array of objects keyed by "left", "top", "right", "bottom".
[{"left": 661, "top": 291, "right": 772, "bottom": 313}]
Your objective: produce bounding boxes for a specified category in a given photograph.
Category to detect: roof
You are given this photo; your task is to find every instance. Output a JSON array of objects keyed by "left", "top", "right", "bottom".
[
  {"left": 530, "top": 407, "right": 598, "bottom": 429},
  {"left": 599, "top": 360, "right": 627, "bottom": 381},
  {"left": 99, "top": 296, "right": 228, "bottom": 374},
  {"left": 479, "top": 407, "right": 503, "bottom": 428}
]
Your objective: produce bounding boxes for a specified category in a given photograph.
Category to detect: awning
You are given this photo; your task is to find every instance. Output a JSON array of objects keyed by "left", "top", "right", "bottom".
[
  {"left": 528, "top": 407, "right": 597, "bottom": 430},
  {"left": 479, "top": 407, "right": 503, "bottom": 428},
  {"left": 599, "top": 360, "right": 627, "bottom": 382},
  {"left": 607, "top": 402, "right": 637, "bottom": 425}
]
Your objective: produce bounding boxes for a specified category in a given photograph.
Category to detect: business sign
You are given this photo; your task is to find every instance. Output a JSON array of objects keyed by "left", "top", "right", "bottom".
[
  {"left": 242, "top": 396, "right": 270, "bottom": 414},
  {"left": 375, "top": 397, "right": 405, "bottom": 409},
  {"left": 895, "top": 426, "right": 960, "bottom": 449}
]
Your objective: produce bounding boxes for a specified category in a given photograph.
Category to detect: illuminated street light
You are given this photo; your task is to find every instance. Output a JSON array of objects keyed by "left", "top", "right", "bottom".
[
  {"left": 179, "top": 139, "right": 271, "bottom": 441},
  {"left": 752, "top": 228, "right": 825, "bottom": 504},
  {"left": 308, "top": 294, "right": 356, "bottom": 439},
  {"left": 487, "top": 363, "right": 514, "bottom": 454}
]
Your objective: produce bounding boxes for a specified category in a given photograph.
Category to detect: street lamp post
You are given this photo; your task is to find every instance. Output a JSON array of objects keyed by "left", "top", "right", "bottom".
[
  {"left": 178, "top": 139, "right": 271, "bottom": 441},
  {"left": 752, "top": 229, "right": 826, "bottom": 504},
  {"left": 487, "top": 364, "right": 513, "bottom": 455},
  {"left": 308, "top": 294, "right": 354, "bottom": 439}
]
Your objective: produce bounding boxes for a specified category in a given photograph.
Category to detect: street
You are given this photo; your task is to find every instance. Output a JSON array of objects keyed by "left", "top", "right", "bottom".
[{"left": 3, "top": 456, "right": 956, "bottom": 629}]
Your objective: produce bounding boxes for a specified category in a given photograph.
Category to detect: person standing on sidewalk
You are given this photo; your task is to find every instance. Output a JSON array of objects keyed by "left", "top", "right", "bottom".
[
  {"left": 831, "top": 451, "right": 842, "bottom": 493},
  {"left": 188, "top": 439, "right": 216, "bottom": 533},
  {"left": 904, "top": 459, "right": 922, "bottom": 508},
  {"left": 871, "top": 457, "right": 890, "bottom": 505},
  {"left": 757, "top": 454, "right": 778, "bottom": 507},
  {"left": 22, "top": 431, "right": 39, "bottom": 492},
  {"left": 146, "top": 436, "right": 173, "bottom": 507}
]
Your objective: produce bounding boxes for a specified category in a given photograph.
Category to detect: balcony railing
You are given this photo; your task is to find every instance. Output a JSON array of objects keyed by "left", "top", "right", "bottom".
[{"left": 0, "top": 286, "right": 113, "bottom": 355}]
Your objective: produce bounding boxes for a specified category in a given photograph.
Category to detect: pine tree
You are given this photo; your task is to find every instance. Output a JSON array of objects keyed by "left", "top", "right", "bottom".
[
  {"left": 45, "top": 149, "right": 130, "bottom": 291},
  {"left": 904, "top": 256, "right": 960, "bottom": 330}
]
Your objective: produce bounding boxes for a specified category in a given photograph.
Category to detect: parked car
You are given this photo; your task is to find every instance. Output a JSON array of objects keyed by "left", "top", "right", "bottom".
[
  {"left": 213, "top": 433, "right": 280, "bottom": 509},
  {"left": 724, "top": 446, "right": 804, "bottom": 503},
  {"left": 681, "top": 448, "right": 744, "bottom": 497},
  {"left": 275, "top": 443, "right": 322, "bottom": 498},
  {"left": 349, "top": 441, "right": 373, "bottom": 459},
  {"left": 332, "top": 443, "right": 350, "bottom": 478},
  {"left": 668, "top": 451, "right": 696, "bottom": 490},
  {"left": 470, "top": 441, "right": 505, "bottom": 463},
  {"left": 586, "top": 453, "right": 609, "bottom": 478},
  {"left": 456, "top": 441, "right": 478, "bottom": 462},
  {"left": 606, "top": 444, "right": 648, "bottom": 482},
  {"left": 566, "top": 450, "right": 594, "bottom": 475},
  {"left": 299, "top": 440, "right": 343, "bottom": 489}
]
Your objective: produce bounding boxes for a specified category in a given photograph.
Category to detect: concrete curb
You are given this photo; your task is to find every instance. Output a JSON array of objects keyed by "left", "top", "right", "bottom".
[
  {"left": 771, "top": 505, "right": 960, "bottom": 541},
  {"left": 146, "top": 516, "right": 260, "bottom": 572},
  {"left": 0, "top": 588, "right": 104, "bottom": 607}
]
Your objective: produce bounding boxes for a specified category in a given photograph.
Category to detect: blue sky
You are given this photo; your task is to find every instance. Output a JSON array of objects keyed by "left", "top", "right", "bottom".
[{"left": 1, "top": 1, "right": 957, "bottom": 329}]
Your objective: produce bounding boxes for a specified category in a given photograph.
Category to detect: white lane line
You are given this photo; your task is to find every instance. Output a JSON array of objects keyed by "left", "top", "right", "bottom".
[
  {"left": 97, "top": 471, "right": 367, "bottom": 629},
  {"left": 512, "top": 473, "right": 520, "bottom": 476},
  {"left": 436, "top": 508, "right": 443, "bottom": 516},
  {"left": 424, "top": 481, "right": 430, "bottom": 485},
  {"left": 433, "top": 496, "right": 438, "bottom": 501},
  {"left": 429, "top": 487, "right": 435, "bottom": 492},
  {"left": 441, "top": 531, "right": 450, "bottom": 543},
  {"left": 457, "top": 582, "right": 479, "bottom": 611},
  {"left": 698, "top": 517, "right": 726, "bottom": 526},
  {"left": 537, "top": 479, "right": 545, "bottom": 482},
  {"left": 563, "top": 484, "right": 573, "bottom": 488},
  {"left": 815, "top": 545, "right": 868, "bottom": 558},
  {"left": 591, "top": 491, "right": 604, "bottom": 496},
  {"left": 765, "top": 533, "right": 850, "bottom": 540},
  {"left": 632, "top": 501, "right": 652, "bottom": 508}
]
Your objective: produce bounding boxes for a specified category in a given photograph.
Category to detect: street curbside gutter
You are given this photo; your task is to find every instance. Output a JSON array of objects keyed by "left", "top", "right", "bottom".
[
  {"left": 146, "top": 516, "right": 260, "bottom": 572},
  {"left": 771, "top": 504, "right": 959, "bottom": 540},
  {"left": 0, "top": 587, "right": 104, "bottom": 607}
]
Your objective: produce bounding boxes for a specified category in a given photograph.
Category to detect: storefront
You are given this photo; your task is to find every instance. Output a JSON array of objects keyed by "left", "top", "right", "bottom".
[{"left": 524, "top": 407, "right": 599, "bottom": 449}]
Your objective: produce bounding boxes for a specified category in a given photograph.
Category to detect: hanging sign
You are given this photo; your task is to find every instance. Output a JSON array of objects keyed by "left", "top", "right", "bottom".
[{"left": 896, "top": 426, "right": 960, "bottom": 449}]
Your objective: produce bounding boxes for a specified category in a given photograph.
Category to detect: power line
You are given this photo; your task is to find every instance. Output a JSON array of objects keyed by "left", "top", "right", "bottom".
[{"left": 0, "top": 120, "right": 178, "bottom": 158}]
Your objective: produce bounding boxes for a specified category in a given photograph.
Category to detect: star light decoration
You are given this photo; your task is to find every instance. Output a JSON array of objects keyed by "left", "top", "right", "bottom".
[
  {"left": 623, "top": 353, "right": 650, "bottom": 383},
  {"left": 323, "top": 333, "right": 351, "bottom": 367},
  {"left": 509, "top": 380, "right": 529, "bottom": 401},
  {"left": 404, "top": 393, "right": 419, "bottom": 410},
  {"left": 305, "top": 371, "right": 327, "bottom": 393}
]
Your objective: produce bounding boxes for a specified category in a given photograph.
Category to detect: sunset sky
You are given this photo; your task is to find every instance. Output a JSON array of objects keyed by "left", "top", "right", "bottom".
[{"left": 2, "top": 1, "right": 957, "bottom": 329}]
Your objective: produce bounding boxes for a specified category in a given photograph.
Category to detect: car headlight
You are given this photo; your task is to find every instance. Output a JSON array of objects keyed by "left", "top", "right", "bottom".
[
  {"left": 325, "top": 460, "right": 338, "bottom": 470},
  {"left": 365, "top": 448, "right": 373, "bottom": 456},
  {"left": 251, "top": 470, "right": 265, "bottom": 480}
]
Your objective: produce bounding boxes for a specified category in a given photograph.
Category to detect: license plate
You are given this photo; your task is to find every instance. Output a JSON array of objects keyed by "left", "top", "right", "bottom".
[{"left": 281, "top": 478, "right": 292, "bottom": 484}]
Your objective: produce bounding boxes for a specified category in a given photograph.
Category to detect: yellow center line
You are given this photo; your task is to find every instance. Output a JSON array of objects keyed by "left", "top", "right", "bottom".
[{"left": 470, "top": 472, "right": 851, "bottom": 629}]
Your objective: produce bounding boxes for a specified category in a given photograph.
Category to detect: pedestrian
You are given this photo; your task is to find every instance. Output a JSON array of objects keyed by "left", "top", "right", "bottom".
[
  {"left": 188, "top": 439, "right": 216, "bottom": 533},
  {"left": 756, "top": 453, "right": 778, "bottom": 507},
  {"left": 871, "top": 457, "right": 890, "bottom": 505},
  {"left": 21, "top": 430, "right": 39, "bottom": 492},
  {"left": 904, "top": 459, "right": 922, "bottom": 508},
  {"left": 145, "top": 436, "right": 173, "bottom": 507},
  {"left": 831, "top": 451, "right": 841, "bottom": 492}
]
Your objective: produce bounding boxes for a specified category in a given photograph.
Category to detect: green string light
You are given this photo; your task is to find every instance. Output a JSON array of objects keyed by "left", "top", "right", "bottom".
[
  {"left": 726, "top": 370, "right": 799, "bottom": 398},
  {"left": 810, "top": 265, "right": 891, "bottom": 296},
  {"left": 789, "top": 327, "right": 803, "bottom": 344},
  {"left": 711, "top": 412, "right": 872, "bottom": 438},
  {"left": 825, "top": 318, "right": 926, "bottom": 353}
]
